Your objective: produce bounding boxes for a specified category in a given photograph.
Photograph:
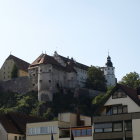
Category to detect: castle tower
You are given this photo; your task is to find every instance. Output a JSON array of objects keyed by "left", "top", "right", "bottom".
[{"left": 103, "top": 55, "right": 116, "bottom": 87}]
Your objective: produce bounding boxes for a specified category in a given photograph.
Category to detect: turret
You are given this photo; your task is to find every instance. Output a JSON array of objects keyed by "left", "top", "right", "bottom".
[{"left": 103, "top": 55, "right": 116, "bottom": 87}]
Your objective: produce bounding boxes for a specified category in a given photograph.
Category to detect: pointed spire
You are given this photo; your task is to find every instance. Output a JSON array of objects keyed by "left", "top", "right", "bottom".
[{"left": 106, "top": 53, "right": 113, "bottom": 67}]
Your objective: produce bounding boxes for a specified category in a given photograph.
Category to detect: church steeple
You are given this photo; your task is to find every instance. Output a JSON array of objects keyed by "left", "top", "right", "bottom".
[{"left": 106, "top": 55, "right": 113, "bottom": 67}]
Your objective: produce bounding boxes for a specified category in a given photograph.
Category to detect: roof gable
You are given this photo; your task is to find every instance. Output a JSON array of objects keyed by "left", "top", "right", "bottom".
[
  {"left": 105, "top": 84, "right": 140, "bottom": 106},
  {"left": 29, "top": 54, "right": 76, "bottom": 73},
  {"left": 6, "top": 55, "right": 30, "bottom": 72}
]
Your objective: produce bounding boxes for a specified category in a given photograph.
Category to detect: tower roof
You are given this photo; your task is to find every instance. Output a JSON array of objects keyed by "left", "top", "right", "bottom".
[{"left": 106, "top": 55, "right": 113, "bottom": 67}]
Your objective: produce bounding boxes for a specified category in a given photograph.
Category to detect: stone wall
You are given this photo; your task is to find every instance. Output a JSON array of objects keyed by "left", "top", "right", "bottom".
[
  {"left": 0, "top": 76, "right": 33, "bottom": 94},
  {"left": 74, "top": 88, "right": 104, "bottom": 98}
]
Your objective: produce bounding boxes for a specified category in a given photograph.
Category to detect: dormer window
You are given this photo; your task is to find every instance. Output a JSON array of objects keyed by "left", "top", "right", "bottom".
[{"left": 112, "top": 90, "right": 127, "bottom": 99}]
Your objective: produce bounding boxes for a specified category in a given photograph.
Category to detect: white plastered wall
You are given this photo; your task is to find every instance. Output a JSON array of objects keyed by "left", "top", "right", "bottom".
[
  {"left": 132, "top": 119, "right": 140, "bottom": 140},
  {"left": 0, "top": 123, "right": 7, "bottom": 140},
  {"left": 105, "top": 95, "right": 140, "bottom": 113}
]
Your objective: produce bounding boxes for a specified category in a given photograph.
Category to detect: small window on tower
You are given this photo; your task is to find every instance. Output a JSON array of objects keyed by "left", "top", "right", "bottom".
[
  {"left": 39, "top": 80, "right": 42, "bottom": 83},
  {"left": 49, "top": 80, "right": 51, "bottom": 83}
]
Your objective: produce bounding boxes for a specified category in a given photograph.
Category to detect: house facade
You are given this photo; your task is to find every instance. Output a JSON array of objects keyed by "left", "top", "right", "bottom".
[
  {"left": 59, "top": 126, "right": 93, "bottom": 140},
  {"left": 93, "top": 84, "right": 140, "bottom": 140},
  {"left": 26, "top": 112, "right": 92, "bottom": 140}
]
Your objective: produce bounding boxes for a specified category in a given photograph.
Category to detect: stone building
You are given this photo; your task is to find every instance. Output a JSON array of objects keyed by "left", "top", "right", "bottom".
[
  {"left": 28, "top": 51, "right": 88, "bottom": 101},
  {"left": 0, "top": 55, "right": 30, "bottom": 81},
  {"left": 0, "top": 52, "right": 117, "bottom": 101}
]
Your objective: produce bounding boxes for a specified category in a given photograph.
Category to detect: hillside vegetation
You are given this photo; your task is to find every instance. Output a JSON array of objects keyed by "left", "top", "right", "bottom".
[{"left": 0, "top": 89, "right": 111, "bottom": 120}]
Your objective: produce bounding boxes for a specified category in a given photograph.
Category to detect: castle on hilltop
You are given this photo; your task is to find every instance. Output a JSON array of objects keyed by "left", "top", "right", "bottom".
[{"left": 0, "top": 51, "right": 117, "bottom": 102}]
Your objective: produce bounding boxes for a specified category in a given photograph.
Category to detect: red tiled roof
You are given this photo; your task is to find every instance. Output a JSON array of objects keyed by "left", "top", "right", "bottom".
[
  {"left": 58, "top": 55, "right": 89, "bottom": 71},
  {"left": 29, "top": 54, "right": 76, "bottom": 72},
  {"left": 6, "top": 55, "right": 30, "bottom": 72},
  {"left": 29, "top": 53, "right": 89, "bottom": 73}
]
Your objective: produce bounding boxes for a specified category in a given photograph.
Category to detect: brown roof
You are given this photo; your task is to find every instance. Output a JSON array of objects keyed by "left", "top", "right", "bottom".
[
  {"left": 0, "top": 112, "right": 46, "bottom": 134},
  {"left": 58, "top": 55, "right": 89, "bottom": 71},
  {"left": 29, "top": 54, "right": 76, "bottom": 73},
  {"left": 30, "top": 54, "right": 62, "bottom": 67},
  {"left": 118, "top": 84, "right": 140, "bottom": 106},
  {"left": 29, "top": 53, "right": 89, "bottom": 72},
  {"left": 6, "top": 55, "right": 30, "bottom": 72}
]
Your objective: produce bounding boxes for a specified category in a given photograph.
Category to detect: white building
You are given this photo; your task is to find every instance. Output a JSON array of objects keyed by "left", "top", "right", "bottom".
[
  {"left": 93, "top": 84, "right": 140, "bottom": 140},
  {"left": 101, "top": 55, "right": 116, "bottom": 87}
]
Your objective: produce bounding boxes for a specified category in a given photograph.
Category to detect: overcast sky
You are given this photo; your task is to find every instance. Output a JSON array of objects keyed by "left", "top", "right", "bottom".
[{"left": 0, "top": 0, "right": 140, "bottom": 81}]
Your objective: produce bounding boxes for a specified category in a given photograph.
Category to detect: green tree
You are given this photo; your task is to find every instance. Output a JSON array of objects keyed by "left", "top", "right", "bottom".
[
  {"left": 119, "top": 72, "right": 140, "bottom": 89},
  {"left": 92, "top": 86, "right": 113, "bottom": 105},
  {"left": 86, "top": 66, "right": 107, "bottom": 91},
  {"left": 11, "top": 64, "right": 18, "bottom": 78}
]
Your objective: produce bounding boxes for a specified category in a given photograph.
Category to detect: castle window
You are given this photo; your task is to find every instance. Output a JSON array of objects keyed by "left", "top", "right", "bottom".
[
  {"left": 40, "top": 69, "right": 42, "bottom": 72},
  {"left": 39, "top": 80, "right": 42, "bottom": 83},
  {"left": 49, "top": 69, "right": 51, "bottom": 72},
  {"left": 49, "top": 80, "right": 51, "bottom": 83},
  {"left": 33, "top": 74, "right": 35, "bottom": 76}
]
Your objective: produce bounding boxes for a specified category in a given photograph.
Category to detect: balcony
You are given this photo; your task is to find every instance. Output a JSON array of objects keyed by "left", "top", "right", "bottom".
[
  {"left": 93, "top": 131, "right": 132, "bottom": 140},
  {"left": 93, "top": 112, "right": 140, "bottom": 123}
]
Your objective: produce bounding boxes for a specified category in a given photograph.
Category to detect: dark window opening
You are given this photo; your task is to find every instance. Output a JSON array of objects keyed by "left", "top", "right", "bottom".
[
  {"left": 107, "top": 105, "right": 128, "bottom": 115},
  {"left": 112, "top": 90, "right": 127, "bottom": 99}
]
